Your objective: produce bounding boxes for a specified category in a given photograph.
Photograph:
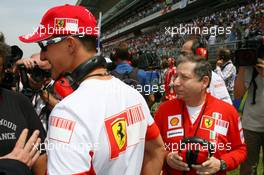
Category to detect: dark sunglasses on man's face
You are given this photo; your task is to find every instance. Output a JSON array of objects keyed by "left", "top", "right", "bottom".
[
  {"left": 38, "top": 36, "right": 68, "bottom": 51},
  {"left": 38, "top": 34, "right": 84, "bottom": 51}
]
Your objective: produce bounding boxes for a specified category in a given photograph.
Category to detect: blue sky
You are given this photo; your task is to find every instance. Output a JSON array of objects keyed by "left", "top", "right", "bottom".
[{"left": 0, "top": 0, "right": 77, "bottom": 58}]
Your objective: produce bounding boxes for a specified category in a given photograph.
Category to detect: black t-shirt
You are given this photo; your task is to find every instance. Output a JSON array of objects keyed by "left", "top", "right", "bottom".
[{"left": 0, "top": 88, "right": 46, "bottom": 156}]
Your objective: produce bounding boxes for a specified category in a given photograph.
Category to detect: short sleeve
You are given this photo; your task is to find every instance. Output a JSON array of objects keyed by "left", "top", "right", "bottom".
[
  {"left": 146, "top": 120, "right": 160, "bottom": 141},
  {"left": 47, "top": 104, "right": 94, "bottom": 174},
  {"left": 140, "top": 96, "right": 160, "bottom": 141}
]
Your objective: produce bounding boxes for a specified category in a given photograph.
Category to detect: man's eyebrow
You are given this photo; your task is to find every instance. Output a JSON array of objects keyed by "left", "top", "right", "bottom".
[{"left": 178, "top": 71, "right": 192, "bottom": 77}]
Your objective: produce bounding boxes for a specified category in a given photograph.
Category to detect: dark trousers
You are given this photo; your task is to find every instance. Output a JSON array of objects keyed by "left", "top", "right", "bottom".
[{"left": 240, "top": 129, "right": 264, "bottom": 175}]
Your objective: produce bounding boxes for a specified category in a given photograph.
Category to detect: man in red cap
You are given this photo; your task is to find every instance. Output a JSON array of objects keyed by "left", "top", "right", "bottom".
[{"left": 19, "top": 4, "right": 164, "bottom": 175}]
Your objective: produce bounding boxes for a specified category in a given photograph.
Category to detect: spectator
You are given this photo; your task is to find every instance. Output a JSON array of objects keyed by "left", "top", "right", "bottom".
[
  {"left": 235, "top": 57, "right": 264, "bottom": 175},
  {"left": 0, "top": 41, "right": 47, "bottom": 175},
  {"left": 111, "top": 42, "right": 156, "bottom": 107},
  {"left": 234, "top": 17, "right": 264, "bottom": 175},
  {"left": 164, "top": 57, "right": 177, "bottom": 100},
  {"left": 0, "top": 129, "right": 41, "bottom": 175},
  {"left": 16, "top": 53, "right": 59, "bottom": 130},
  {"left": 214, "top": 48, "right": 236, "bottom": 99}
]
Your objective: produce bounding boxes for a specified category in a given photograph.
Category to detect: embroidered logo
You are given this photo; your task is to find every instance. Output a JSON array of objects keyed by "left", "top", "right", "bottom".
[
  {"left": 111, "top": 119, "right": 127, "bottom": 150},
  {"left": 168, "top": 115, "right": 182, "bottom": 129}
]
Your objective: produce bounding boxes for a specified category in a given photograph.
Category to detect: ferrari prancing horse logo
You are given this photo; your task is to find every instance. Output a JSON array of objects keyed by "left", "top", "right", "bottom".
[
  {"left": 57, "top": 19, "right": 65, "bottom": 28},
  {"left": 205, "top": 118, "right": 213, "bottom": 128},
  {"left": 111, "top": 119, "right": 127, "bottom": 150},
  {"left": 55, "top": 18, "right": 66, "bottom": 29},
  {"left": 200, "top": 115, "right": 216, "bottom": 131}
]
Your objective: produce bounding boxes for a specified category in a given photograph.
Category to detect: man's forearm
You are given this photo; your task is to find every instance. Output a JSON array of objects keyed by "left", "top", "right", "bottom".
[
  {"left": 41, "top": 90, "right": 59, "bottom": 109},
  {"left": 141, "top": 135, "right": 165, "bottom": 175},
  {"left": 32, "top": 154, "right": 47, "bottom": 175}
]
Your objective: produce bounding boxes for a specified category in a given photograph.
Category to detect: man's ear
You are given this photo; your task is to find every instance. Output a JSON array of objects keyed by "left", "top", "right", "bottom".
[
  {"left": 66, "top": 37, "right": 77, "bottom": 55},
  {"left": 202, "top": 76, "right": 210, "bottom": 89}
]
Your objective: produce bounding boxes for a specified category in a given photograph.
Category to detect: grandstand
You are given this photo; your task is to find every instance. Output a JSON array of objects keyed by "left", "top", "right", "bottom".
[
  {"left": 76, "top": 0, "right": 120, "bottom": 18},
  {"left": 77, "top": 0, "right": 263, "bottom": 64}
]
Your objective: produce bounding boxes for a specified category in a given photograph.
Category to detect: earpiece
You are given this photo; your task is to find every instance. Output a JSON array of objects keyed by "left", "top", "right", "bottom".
[
  {"left": 181, "top": 136, "right": 214, "bottom": 168},
  {"left": 192, "top": 36, "right": 208, "bottom": 59},
  {"left": 54, "top": 55, "right": 106, "bottom": 99}
]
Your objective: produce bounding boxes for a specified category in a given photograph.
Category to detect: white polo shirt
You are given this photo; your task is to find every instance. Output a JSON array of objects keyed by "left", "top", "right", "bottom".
[{"left": 47, "top": 77, "right": 159, "bottom": 175}]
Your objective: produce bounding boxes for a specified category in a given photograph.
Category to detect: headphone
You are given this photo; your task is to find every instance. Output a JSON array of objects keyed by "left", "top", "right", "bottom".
[
  {"left": 54, "top": 55, "right": 107, "bottom": 99},
  {"left": 191, "top": 36, "right": 208, "bottom": 59},
  {"left": 179, "top": 136, "right": 214, "bottom": 168}
]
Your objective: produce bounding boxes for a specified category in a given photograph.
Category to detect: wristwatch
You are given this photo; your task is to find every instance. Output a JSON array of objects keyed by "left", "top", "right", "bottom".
[{"left": 220, "top": 159, "right": 227, "bottom": 171}]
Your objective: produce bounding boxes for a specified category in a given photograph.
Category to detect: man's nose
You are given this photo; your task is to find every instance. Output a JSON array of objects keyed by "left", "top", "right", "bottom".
[{"left": 174, "top": 76, "right": 181, "bottom": 86}]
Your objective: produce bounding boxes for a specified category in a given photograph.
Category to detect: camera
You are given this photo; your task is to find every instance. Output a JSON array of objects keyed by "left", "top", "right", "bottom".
[
  {"left": 18, "top": 64, "right": 51, "bottom": 84},
  {"left": 235, "top": 30, "right": 264, "bottom": 66},
  {"left": 17, "top": 64, "right": 51, "bottom": 99},
  {"left": 29, "top": 66, "right": 51, "bottom": 83}
]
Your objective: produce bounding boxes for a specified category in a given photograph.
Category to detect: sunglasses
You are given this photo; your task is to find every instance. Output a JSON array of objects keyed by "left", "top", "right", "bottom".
[{"left": 38, "top": 34, "right": 84, "bottom": 51}]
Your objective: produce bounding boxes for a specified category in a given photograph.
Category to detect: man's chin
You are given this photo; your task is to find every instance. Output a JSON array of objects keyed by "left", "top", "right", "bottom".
[
  {"left": 51, "top": 72, "right": 60, "bottom": 80},
  {"left": 176, "top": 94, "right": 184, "bottom": 100}
]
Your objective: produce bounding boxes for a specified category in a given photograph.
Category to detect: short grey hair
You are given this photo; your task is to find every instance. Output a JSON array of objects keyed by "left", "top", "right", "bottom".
[{"left": 176, "top": 54, "right": 212, "bottom": 87}]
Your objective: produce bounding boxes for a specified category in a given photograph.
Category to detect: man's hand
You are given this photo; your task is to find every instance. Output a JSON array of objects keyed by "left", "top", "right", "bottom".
[
  {"left": 40, "top": 90, "right": 59, "bottom": 109},
  {"left": 0, "top": 129, "right": 41, "bottom": 168},
  {"left": 166, "top": 151, "right": 190, "bottom": 171},
  {"left": 16, "top": 58, "right": 36, "bottom": 69},
  {"left": 192, "top": 156, "right": 221, "bottom": 175},
  {"left": 256, "top": 58, "right": 264, "bottom": 77}
]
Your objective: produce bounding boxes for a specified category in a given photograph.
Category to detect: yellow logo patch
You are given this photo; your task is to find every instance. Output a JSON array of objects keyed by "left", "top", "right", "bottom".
[
  {"left": 56, "top": 19, "right": 65, "bottom": 28},
  {"left": 170, "top": 118, "right": 179, "bottom": 126},
  {"left": 111, "top": 119, "right": 127, "bottom": 150},
  {"left": 204, "top": 118, "right": 213, "bottom": 128}
]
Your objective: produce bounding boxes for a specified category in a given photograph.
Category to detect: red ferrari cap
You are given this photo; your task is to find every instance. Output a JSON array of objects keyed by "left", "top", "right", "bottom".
[{"left": 19, "top": 4, "right": 98, "bottom": 43}]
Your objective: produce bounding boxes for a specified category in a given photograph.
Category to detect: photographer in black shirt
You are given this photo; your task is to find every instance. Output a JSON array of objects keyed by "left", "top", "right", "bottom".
[
  {"left": 15, "top": 53, "right": 59, "bottom": 130},
  {"left": 0, "top": 41, "right": 47, "bottom": 175},
  {"left": 234, "top": 29, "right": 264, "bottom": 175}
]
